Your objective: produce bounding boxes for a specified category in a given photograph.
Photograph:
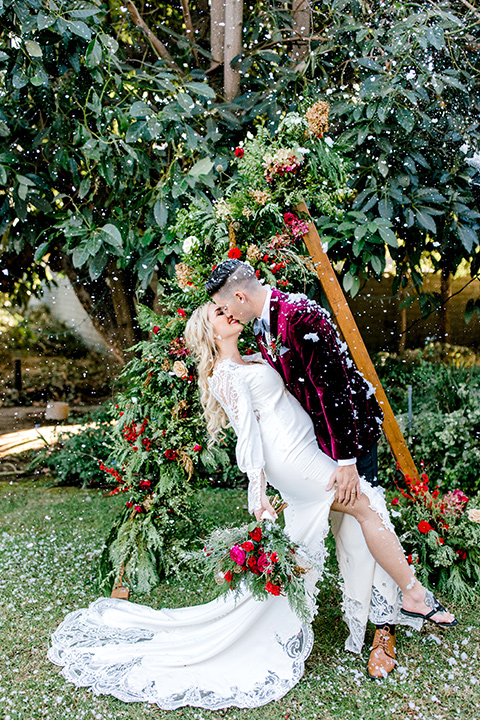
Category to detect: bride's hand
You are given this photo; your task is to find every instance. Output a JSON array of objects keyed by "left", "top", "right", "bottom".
[{"left": 254, "top": 495, "right": 278, "bottom": 522}]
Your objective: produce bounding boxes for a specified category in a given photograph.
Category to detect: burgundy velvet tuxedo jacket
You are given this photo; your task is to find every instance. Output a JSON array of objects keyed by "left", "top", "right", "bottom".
[{"left": 254, "top": 289, "right": 383, "bottom": 461}]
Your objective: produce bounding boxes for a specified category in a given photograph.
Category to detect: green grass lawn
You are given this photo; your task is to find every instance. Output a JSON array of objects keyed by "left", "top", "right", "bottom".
[{"left": 1, "top": 478, "right": 479, "bottom": 720}]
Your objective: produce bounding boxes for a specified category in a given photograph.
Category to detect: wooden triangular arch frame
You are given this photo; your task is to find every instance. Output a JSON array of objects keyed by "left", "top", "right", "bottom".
[{"left": 296, "top": 201, "right": 419, "bottom": 481}]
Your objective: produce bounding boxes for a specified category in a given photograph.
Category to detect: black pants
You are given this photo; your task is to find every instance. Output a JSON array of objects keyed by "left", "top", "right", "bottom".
[{"left": 356, "top": 442, "right": 379, "bottom": 487}]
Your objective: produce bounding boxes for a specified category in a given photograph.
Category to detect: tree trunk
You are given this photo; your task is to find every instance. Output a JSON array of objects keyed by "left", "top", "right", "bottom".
[
  {"left": 290, "top": 0, "right": 311, "bottom": 63},
  {"left": 60, "top": 255, "right": 141, "bottom": 364},
  {"left": 210, "top": 0, "right": 225, "bottom": 67},
  {"left": 224, "top": 0, "right": 243, "bottom": 100},
  {"left": 439, "top": 267, "right": 452, "bottom": 342}
]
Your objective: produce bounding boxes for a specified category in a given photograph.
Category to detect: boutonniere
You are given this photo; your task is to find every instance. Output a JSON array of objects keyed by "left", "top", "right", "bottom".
[{"left": 263, "top": 331, "right": 289, "bottom": 360}]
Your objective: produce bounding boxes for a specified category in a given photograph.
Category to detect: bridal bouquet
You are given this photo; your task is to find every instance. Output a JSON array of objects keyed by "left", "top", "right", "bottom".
[
  {"left": 201, "top": 499, "right": 317, "bottom": 623},
  {"left": 390, "top": 466, "right": 480, "bottom": 601}
]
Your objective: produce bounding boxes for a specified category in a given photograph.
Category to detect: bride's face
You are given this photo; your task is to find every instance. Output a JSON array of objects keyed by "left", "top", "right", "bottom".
[{"left": 208, "top": 303, "right": 243, "bottom": 343}]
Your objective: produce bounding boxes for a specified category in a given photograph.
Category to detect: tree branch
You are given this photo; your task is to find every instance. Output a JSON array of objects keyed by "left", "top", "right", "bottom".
[
  {"left": 180, "top": 0, "right": 199, "bottom": 66},
  {"left": 126, "top": 0, "right": 184, "bottom": 75}
]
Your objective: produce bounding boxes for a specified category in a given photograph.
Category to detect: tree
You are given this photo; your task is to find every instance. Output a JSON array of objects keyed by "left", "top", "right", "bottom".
[{"left": 1, "top": 1, "right": 479, "bottom": 361}]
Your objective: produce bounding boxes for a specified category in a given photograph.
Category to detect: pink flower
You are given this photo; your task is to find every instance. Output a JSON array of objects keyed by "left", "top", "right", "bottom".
[
  {"left": 391, "top": 497, "right": 399, "bottom": 506},
  {"left": 257, "top": 552, "right": 270, "bottom": 572},
  {"left": 152, "top": 326, "right": 160, "bottom": 334},
  {"left": 193, "top": 444, "right": 202, "bottom": 452},
  {"left": 177, "top": 308, "right": 186, "bottom": 318},
  {"left": 229, "top": 545, "right": 246, "bottom": 565}
]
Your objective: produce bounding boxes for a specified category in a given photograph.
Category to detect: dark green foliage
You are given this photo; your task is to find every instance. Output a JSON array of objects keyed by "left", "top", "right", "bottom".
[
  {"left": 376, "top": 344, "right": 480, "bottom": 492},
  {"left": 31, "top": 407, "right": 116, "bottom": 486}
]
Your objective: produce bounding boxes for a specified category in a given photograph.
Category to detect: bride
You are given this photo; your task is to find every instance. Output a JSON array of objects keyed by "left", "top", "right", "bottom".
[{"left": 47, "top": 302, "right": 457, "bottom": 710}]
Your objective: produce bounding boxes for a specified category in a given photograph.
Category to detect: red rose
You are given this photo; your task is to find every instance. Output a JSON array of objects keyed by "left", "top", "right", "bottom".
[
  {"left": 456, "top": 549, "right": 467, "bottom": 560},
  {"left": 126, "top": 501, "right": 133, "bottom": 509},
  {"left": 164, "top": 449, "right": 177, "bottom": 460},
  {"left": 437, "top": 537, "right": 444, "bottom": 546},
  {"left": 177, "top": 308, "right": 186, "bottom": 318},
  {"left": 407, "top": 554, "right": 413, "bottom": 564},
  {"left": 391, "top": 497, "right": 399, "bottom": 506},
  {"left": 283, "top": 212, "right": 296, "bottom": 225},
  {"left": 134, "top": 505, "right": 143, "bottom": 513},
  {"left": 249, "top": 527, "right": 262, "bottom": 542},
  {"left": 265, "top": 581, "right": 281, "bottom": 596},
  {"left": 152, "top": 326, "right": 160, "bottom": 334},
  {"left": 255, "top": 269, "right": 261, "bottom": 279},
  {"left": 246, "top": 556, "right": 260, "bottom": 574},
  {"left": 228, "top": 247, "right": 242, "bottom": 259},
  {"left": 418, "top": 520, "right": 433, "bottom": 534},
  {"left": 241, "top": 541, "right": 255, "bottom": 552},
  {"left": 224, "top": 570, "right": 233, "bottom": 583},
  {"left": 193, "top": 444, "right": 202, "bottom": 452},
  {"left": 234, "top": 147, "right": 244, "bottom": 158},
  {"left": 270, "top": 552, "right": 278, "bottom": 563},
  {"left": 139, "top": 480, "right": 151, "bottom": 489}
]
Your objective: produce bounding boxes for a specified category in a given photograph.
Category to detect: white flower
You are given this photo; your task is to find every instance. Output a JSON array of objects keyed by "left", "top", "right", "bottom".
[{"left": 182, "top": 235, "right": 198, "bottom": 254}]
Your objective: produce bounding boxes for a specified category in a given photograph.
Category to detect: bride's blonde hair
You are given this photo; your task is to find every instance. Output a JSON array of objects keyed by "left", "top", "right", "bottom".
[{"left": 184, "top": 303, "right": 228, "bottom": 443}]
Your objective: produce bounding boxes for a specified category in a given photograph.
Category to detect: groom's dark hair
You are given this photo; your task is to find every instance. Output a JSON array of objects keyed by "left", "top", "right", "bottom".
[{"left": 205, "top": 259, "right": 257, "bottom": 296}]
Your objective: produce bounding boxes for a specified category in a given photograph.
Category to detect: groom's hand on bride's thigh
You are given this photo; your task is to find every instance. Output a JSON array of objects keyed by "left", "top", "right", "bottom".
[{"left": 326, "top": 465, "right": 361, "bottom": 507}]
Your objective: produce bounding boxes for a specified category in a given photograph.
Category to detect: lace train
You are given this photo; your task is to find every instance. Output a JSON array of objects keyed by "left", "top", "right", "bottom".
[{"left": 48, "top": 597, "right": 314, "bottom": 710}]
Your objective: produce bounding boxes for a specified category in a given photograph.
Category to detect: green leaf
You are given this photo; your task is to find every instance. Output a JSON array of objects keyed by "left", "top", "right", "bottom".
[
  {"left": 176, "top": 93, "right": 196, "bottom": 114},
  {"left": 457, "top": 225, "right": 477, "bottom": 253},
  {"left": 64, "top": 20, "right": 92, "bottom": 41},
  {"left": 464, "top": 298, "right": 475, "bottom": 324},
  {"left": 72, "top": 243, "right": 90, "bottom": 268},
  {"left": 125, "top": 121, "right": 146, "bottom": 143},
  {"left": 25, "top": 40, "right": 43, "bottom": 58},
  {"left": 396, "top": 107, "right": 415, "bottom": 133},
  {"left": 34, "top": 241, "right": 51, "bottom": 262},
  {"left": 78, "top": 177, "right": 91, "bottom": 199},
  {"left": 415, "top": 209, "right": 436, "bottom": 234},
  {"left": 354, "top": 224, "right": 369, "bottom": 240},
  {"left": 99, "top": 33, "right": 119, "bottom": 54},
  {"left": 0, "top": 165, "right": 7, "bottom": 184},
  {"left": 37, "top": 12, "right": 56, "bottom": 30},
  {"left": 370, "top": 254, "right": 384, "bottom": 275},
  {"left": 188, "top": 157, "right": 214, "bottom": 178},
  {"left": 184, "top": 82, "right": 216, "bottom": 99},
  {"left": 153, "top": 198, "right": 169, "bottom": 228},
  {"left": 426, "top": 27, "right": 445, "bottom": 51},
  {"left": 99, "top": 223, "right": 123, "bottom": 249},
  {"left": 130, "top": 101, "right": 152, "bottom": 119},
  {"left": 378, "top": 226, "right": 398, "bottom": 247},
  {"left": 85, "top": 38, "right": 102, "bottom": 68},
  {"left": 399, "top": 295, "right": 416, "bottom": 310},
  {"left": 89, "top": 249, "right": 108, "bottom": 281}
]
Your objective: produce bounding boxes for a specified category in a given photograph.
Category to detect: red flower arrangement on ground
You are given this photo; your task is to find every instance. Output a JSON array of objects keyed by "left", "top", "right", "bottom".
[{"left": 391, "top": 463, "right": 480, "bottom": 601}]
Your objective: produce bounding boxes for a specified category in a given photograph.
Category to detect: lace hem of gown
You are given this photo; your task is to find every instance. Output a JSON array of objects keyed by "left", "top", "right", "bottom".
[
  {"left": 47, "top": 598, "right": 314, "bottom": 710},
  {"left": 337, "top": 478, "right": 423, "bottom": 652}
]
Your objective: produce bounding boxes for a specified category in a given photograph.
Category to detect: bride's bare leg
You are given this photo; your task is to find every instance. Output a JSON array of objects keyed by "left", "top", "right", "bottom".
[{"left": 330, "top": 494, "right": 456, "bottom": 624}]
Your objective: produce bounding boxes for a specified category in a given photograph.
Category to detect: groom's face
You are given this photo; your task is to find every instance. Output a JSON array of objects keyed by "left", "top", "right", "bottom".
[{"left": 211, "top": 289, "right": 256, "bottom": 324}]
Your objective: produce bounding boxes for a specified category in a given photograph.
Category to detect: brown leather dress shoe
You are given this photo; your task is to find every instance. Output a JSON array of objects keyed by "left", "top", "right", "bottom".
[{"left": 367, "top": 626, "right": 396, "bottom": 679}]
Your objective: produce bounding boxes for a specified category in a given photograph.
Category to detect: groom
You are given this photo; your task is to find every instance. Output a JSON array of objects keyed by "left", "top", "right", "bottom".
[{"left": 205, "top": 259, "right": 397, "bottom": 678}]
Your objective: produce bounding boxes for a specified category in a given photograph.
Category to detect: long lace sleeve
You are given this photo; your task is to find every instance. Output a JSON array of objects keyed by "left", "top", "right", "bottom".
[{"left": 209, "top": 363, "right": 266, "bottom": 513}]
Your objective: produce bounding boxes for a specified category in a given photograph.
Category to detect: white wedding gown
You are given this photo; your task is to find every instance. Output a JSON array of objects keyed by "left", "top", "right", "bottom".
[{"left": 47, "top": 358, "right": 421, "bottom": 710}]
